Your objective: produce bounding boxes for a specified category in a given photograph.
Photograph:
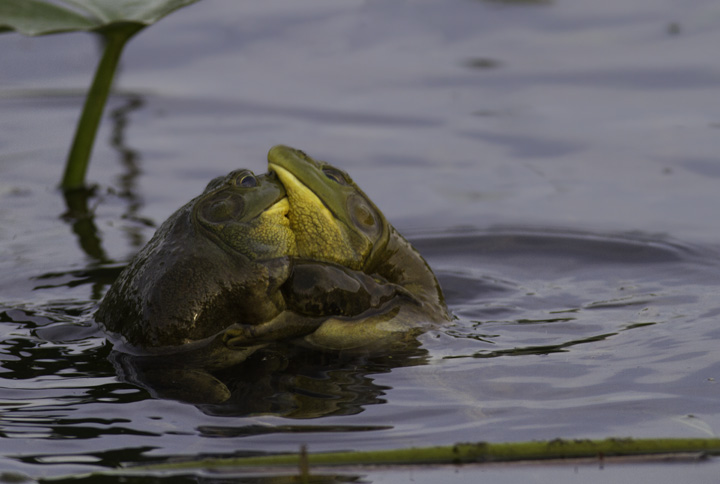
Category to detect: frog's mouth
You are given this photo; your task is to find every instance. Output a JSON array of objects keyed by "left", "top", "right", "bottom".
[{"left": 268, "top": 164, "right": 359, "bottom": 267}]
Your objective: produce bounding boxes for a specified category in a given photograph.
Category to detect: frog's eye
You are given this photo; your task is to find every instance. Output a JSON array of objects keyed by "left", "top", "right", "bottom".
[
  {"left": 322, "top": 167, "right": 348, "bottom": 185},
  {"left": 236, "top": 174, "right": 258, "bottom": 188}
]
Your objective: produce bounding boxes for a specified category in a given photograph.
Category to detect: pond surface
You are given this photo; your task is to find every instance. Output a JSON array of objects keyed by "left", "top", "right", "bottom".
[{"left": 2, "top": 0, "right": 720, "bottom": 481}]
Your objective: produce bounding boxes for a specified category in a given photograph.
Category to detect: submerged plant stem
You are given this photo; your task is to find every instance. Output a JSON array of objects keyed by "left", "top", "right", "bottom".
[
  {"left": 122, "top": 437, "right": 720, "bottom": 473},
  {"left": 41, "top": 437, "right": 720, "bottom": 480},
  {"left": 61, "top": 25, "right": 142, "bottom": 191}
]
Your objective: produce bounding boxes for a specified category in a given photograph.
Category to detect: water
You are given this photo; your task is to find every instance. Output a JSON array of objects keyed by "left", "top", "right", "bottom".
[{"left": 2, "top": 0, "right": 720, "bottom": 481}]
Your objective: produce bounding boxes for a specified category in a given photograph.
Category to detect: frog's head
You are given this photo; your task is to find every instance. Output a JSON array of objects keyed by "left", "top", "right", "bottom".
[
  {"left": 267, "top": 145, "right": 389, "bottom": 271},
  {"left": 193, "top": 169, "right": 296, "bottom": 260}
]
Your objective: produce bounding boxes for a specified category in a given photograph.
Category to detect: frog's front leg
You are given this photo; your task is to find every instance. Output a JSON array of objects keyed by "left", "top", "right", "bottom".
[
  {"left": 282, "top": 260, "right": 412, "bottom": 317},
  {"left": 225, "top": 260, "right": 414, "bottom": 349},
  {"left": 223, "top": 312, "right": 327, "bottom": 348}
]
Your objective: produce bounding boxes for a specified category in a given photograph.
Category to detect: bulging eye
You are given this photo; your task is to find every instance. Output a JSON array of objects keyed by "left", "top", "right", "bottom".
[
  {"left": 236, "top": 174, "right": 258, "bottom": 188},
  {"left": 322, "top": 167, "right": 348, "bottom": 185}
]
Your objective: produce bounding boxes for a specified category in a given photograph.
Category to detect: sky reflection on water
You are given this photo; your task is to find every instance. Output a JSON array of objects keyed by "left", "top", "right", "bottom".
[{"left": 1, "top": 0, "right": 720, "bottom": 480}]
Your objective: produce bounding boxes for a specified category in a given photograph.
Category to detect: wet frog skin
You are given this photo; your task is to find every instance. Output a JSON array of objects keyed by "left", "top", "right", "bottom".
[
  {"left": 97, "top": 168, "right": 413, "bottom": 369},
  {"left": 98, "top": 146, "right": 449, "bottom": 376},
  {"left": 96, "top": 147, "right": 449, "bottom": 402},
  {"left": 268, "top": 145, "right": 450, "bottom": 352},
  {"left": 96, "top": 170, "right": 296, "bottom": 363}
]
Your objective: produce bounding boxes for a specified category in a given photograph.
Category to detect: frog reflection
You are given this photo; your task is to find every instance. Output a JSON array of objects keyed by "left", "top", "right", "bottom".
[{"left": 111, "top": 344, "right": 428, "bottom": 417}]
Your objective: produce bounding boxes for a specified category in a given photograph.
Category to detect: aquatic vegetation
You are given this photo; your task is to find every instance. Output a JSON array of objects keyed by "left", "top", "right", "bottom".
[
  {"left": 47, "top": 437, "right": 720, "bottom": 479},
  {"left": 0, "top": 0, "right": 199, "bottom": 190}
]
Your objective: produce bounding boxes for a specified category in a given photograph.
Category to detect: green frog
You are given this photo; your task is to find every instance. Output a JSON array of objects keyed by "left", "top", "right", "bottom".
[
  {"left": 98, "top": 169, "right": 293, "bottom": 369},
  {"left": 265, "top": 145, "right": 450, "bottom": 352},
  {"left": 97, "top": 147, "right": 449, "bottom": 375}
]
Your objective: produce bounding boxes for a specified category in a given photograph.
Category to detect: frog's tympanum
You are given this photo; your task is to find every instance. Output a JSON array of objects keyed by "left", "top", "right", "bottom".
[{"left": 97, "top": 146, "right": 449, "bottom": 396}]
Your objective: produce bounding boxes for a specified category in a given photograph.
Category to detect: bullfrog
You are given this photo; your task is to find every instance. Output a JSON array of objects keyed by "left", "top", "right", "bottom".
[
  {"left": 97, "top": 168, "right": 407, "bottom": 372},
  {"left": 265, "top": 145, "right": 450, "bottom": 352},
  {"left": 97, "top": 170, "right": 288, "bottom": 368},
  {"left": 98, "top": 146, "right": 449, "bottom": 404}
]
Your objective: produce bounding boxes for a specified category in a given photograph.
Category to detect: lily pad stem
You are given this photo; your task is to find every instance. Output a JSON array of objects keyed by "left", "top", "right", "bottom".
[
  {"left": 38, "top": 437, "right": 720, "bottom": 480},
  {"left": 61, "top": 24, "right": 143, "bottom": 191},
  {"left": 128, "top": 437, "right": 720, "bottom": 472}
]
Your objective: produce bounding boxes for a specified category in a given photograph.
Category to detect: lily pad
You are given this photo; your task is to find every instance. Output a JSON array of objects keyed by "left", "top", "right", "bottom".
[
  {"left": 0, "top": 0, "right": 200, "bottom": 190},
  {"left": 0, "top": 0, "right": 199, "bottom": 36}
]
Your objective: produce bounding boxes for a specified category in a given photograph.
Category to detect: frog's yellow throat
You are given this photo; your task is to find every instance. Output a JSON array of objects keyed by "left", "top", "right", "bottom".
[
  {"left": 248, "top": 197, "right": 297, "bottom": 257},
  {"left": 269, "top": 164, "right": 361, "bottom": 269},
  {"left": 212, "top": 197, "right": 297, "bottom": 260}
]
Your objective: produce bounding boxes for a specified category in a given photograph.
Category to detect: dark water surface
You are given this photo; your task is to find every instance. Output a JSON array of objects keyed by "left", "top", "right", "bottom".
[{"left": 2, "top": 0, "right": 720, "bottom": 481}]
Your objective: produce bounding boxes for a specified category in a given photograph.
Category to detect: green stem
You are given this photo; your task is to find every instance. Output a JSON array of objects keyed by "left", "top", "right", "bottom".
[
  {"left": 61, "top": 25, "right": 141, "bottom": 191},
  {"left": 39, "top": 437, "right": 720, "bottom": 481},
  {"left": 129, "top": 437, "right": 720, "bottom": 473}
]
